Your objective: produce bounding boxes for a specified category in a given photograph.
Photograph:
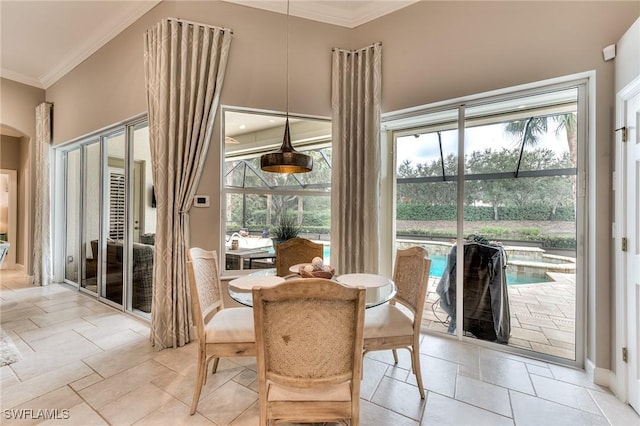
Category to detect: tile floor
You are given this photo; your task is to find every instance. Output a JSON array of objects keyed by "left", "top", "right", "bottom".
[{"left": 1, "top": 269, "right": 639, "bottom": 426}]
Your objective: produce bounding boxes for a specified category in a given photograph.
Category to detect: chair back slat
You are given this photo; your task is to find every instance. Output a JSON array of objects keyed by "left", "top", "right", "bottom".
[
  {"left": 253, "top": 279, "right": 365, "bottom": 388},
  {"left": 187, "top": 248, "right": 223, "bottom": 331},
  {"left": 274, "top": 238, "right": 323, "bottom": 277},
  {"left": 393, "top": 247, "right": 431, "bottom": 315}
]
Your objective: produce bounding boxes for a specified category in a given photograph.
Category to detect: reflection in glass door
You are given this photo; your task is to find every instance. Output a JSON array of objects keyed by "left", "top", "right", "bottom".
[
  {"left": 81, "top": 142, "right": 100, "bottom": 294},
  {"left": 129, "top": 123, "right": 155, "bottom": 314},
  {"left": 102, "top": 132, "right": 126, "bottom": 308},
  {"left": 64, "top": 150, "right": 80, "bottom": 283}
]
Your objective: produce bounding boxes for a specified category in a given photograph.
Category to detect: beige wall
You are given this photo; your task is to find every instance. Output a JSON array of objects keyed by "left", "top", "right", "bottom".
[
  {"left": 0, "top": 78, "right": 45, "bottom": 272},
  {"left": 0, "top": 135, "right": 21, "bottom": 168},
  {"left": 1, "top": 78, "right": 45, "bottom": 138},
  {"left": 18, "top": 1, "right": 640, "bottom": 371}
]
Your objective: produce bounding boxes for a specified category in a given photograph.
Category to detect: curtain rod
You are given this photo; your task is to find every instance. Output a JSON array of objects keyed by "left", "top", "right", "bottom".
[
  {"left": 332, "top": 42, "right": 382, "bottom": 54},
  {"left": 167, "top": 17, "right": 233, "bottom": 35}
]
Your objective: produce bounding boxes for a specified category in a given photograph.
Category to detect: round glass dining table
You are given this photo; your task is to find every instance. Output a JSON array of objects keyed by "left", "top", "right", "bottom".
[{"left": 228, "top": 269, "right": 396, "bottom": 308}]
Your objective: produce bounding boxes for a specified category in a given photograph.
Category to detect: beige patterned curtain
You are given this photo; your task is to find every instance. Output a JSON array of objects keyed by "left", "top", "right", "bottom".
[
  {"left": 144, "top": 19, "right": 232, "bottom": 349},
  {"left": 33, "top": 102, "right": 53, "bottom": 286},
  {"left": 331, "top": 43, "right": 382, "bottom": 274}
]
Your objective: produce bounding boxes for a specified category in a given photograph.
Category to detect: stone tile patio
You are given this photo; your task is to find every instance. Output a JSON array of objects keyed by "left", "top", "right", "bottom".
[{"left": 421, "top": 272, "right": 576, "bottom": 360}]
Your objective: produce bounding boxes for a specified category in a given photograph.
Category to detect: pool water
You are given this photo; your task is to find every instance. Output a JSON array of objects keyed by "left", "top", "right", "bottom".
[{"left": 427, "top": 254, "right": 549, "bottom": 285}]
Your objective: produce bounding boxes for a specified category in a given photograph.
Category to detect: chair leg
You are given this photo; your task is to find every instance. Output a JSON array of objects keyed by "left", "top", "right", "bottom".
[
  {"left": 259, "top": 400, "right": 268, "bottom": 426},
  {"left": 211, "top": 356, "right": 220, "bottom": 374},
  {"left": 203, "top": 356, "right": 220, "bottom": 386},
  {"left": 392, "top": 348, "right": 399, "bottom": 364},
  {"left": 410, "top": 344, "right": 425, "bottom": 399},
  {"left": 190, "top": 349, "right": 207, "bottom": 415}
]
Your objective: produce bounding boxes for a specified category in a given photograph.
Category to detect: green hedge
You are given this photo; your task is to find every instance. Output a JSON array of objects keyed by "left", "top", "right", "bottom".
[{"left": 397, "top": 204, "right": 575, "bottom": 221}]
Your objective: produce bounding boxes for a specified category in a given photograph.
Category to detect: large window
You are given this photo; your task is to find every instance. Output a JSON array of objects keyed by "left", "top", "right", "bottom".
[
  {"left": 222, "top": 109, "right": 331, "bottom": 272},
  {"left": 387, "top": 82, "right": 584, "bottom": 365}
]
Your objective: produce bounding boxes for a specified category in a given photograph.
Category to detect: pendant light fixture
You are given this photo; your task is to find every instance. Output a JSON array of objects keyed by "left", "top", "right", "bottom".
[{"left": 260, "top": 0, "right": 313, "bottom": 174}]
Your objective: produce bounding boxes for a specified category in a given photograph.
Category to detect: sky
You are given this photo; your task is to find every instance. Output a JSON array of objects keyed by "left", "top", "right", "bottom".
[{"left": 396, "top": 122, "right": 569, "bottom": 167}]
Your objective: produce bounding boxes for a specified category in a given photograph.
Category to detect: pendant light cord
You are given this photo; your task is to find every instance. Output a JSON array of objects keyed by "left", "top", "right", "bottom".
[{"left": 285, "top": 0, "right": 290, "bottom": 118}]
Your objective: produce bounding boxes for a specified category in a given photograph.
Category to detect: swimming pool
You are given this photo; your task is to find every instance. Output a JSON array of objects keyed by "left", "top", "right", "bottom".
[
  {"left": 321, "top": 247, "right": 547, "bottom": 285},
  {"left": 424, "top": 254, "right": 549, "bottom": 285}
]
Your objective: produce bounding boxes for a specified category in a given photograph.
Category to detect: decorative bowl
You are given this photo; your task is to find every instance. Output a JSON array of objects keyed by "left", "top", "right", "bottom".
[{"left": 299, "top": 267, "right": 335, "bottom": 279}]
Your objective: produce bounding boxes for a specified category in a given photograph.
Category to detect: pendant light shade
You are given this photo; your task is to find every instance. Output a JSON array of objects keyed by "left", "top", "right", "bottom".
[
  {"left": 259, "top": 0, "right": 313, "bottom": 174},
  {"left": 260, "top": 118, "right": 313, "bottom": 173}
]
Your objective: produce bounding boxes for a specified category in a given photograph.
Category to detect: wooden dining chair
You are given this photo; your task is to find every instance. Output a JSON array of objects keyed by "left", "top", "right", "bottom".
[
  {"left": 363, "top": 246, "right": 431, "bottom": 399},
  {"left": 274, "top": 237, "right": 323, "bottom": 277},
  {"left": 186, "top": 247, "right": 256, "bottom": 415},
  {"left": 252, "top": 278, "right": 366, "bottom": 426}
]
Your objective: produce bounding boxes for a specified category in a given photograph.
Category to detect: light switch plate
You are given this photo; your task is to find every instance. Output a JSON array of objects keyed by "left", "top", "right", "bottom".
[{"left": 193, "top": 195, "right": 210, "bottom": 207}]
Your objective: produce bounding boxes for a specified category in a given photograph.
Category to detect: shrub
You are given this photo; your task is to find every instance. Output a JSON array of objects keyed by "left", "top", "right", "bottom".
[
  {"left": 479, "top": 226, "right": 508, "bottom": 236},
  {"left": 519, "top": 227, "right": 541, "bottom": 236}
]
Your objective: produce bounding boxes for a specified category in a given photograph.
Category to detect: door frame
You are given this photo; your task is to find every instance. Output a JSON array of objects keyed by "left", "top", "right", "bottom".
[
  {"left": 613, "top": 74, "right": 640, "bottom": 402},
  {"left": 381, "top": 73, "right": 589, "bottom": 367}
]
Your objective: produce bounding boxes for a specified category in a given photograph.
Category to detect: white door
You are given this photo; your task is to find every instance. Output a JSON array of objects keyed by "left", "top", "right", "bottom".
[{"left": 623, "top": 86, "right": 640, "bottom": 414}]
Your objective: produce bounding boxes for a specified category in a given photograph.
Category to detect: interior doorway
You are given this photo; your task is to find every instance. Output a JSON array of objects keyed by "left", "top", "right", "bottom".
[{"left": 0, "top": 169, "right": 17, "bottom": 269}]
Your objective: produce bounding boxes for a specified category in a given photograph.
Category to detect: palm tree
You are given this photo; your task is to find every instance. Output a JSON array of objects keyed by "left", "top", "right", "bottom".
[
  {"left": 505, "top": 113, "right": 577, "bottom": 167},
  {"left": 505, "top": 113, "right": 577, "bottom": 201}
]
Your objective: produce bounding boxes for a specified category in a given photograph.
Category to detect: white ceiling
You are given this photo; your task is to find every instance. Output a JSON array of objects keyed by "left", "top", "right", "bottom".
[
  {"left": 0, "top": 0, "right": 417, "bottom": 90},
  {"left": 0, "top": 0, "right": 161, "bottom": 89}
]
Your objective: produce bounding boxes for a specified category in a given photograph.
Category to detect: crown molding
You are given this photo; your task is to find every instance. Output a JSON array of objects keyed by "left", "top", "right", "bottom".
[
  {"left": 0, "top": 68, "right": 44, "bottom": 89},
  {"left": 39, "top": 0, "right": 160, "bottom": 89}
]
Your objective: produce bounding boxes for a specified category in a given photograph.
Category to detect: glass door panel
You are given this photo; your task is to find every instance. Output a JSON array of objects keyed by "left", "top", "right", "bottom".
[
  {"left": 81, "top": 142, "right": 100, "bottom": 293},
  {"left": 394, "top": 107, "right": 459, "bottom": 335},
  {"left": 103, "top": 132, "right": 126, "bottom": 307},
  {"left": 462, "top": 89, "right": 578, "bottom": 360},
  {"left": 64, "top": 149, "right": 80, "bottom": 283},
  {"left": 130, "top": 122, "right": 153, "bottom": 314}
]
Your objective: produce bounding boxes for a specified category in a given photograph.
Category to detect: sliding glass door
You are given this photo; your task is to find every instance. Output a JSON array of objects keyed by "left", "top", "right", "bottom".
[
  {"left": 59, "top": 117, "right": 153, "bottom": 317},
  {"left": 390, "top": 80, "right": 583, "bottom": 365}
]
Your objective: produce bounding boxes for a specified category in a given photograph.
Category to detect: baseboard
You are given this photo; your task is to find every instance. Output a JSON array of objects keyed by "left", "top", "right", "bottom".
[{"left": 586, "top": 358, "right": 614, "bottom": 389}]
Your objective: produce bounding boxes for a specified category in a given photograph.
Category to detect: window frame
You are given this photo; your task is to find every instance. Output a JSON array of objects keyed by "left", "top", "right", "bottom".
[
  {"left": 381, "top": 73, "right": 590, "bottom": 368},
  {"left": 220, "top": 106, "right": 332, "bottom": 274}
]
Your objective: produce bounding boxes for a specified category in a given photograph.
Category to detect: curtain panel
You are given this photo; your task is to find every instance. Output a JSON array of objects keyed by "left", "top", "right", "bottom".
[
  {"left": 331, "top": 43, "right": 382, "bottom": 274},
  {"left": 33, "top": 102, "right": 53, "bottom": 286},
  {"left": 144, "top": 18, "right": 232, "bottom": 349}
]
